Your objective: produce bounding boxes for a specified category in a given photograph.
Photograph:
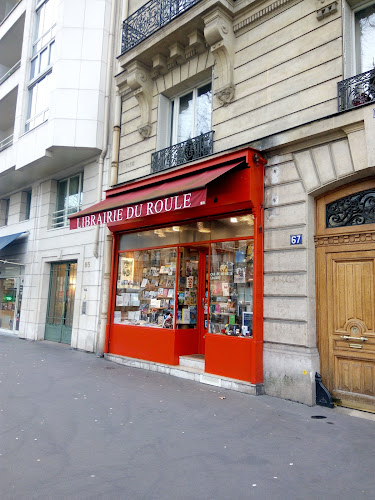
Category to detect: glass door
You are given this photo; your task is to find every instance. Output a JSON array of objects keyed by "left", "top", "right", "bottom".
[
  {"left": 177, "top": 246, "right": 208, "bottom": 354},
  {"left": 45, "top": 262, "right": 77, "bottom": 344}
]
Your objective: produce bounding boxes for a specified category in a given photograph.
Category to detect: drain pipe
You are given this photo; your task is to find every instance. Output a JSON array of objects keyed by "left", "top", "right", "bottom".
[
  {"left": 95, "top": 0, "right": 128, "bottom": 356},
  {"left": 94, "top": 0, "right": 118, "bottom": 355}
]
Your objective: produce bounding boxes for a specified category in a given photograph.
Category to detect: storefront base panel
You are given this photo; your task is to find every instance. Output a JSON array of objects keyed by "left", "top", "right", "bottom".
[
  {"left": 109, "top": 325, "right": 202, "bottom": 365},
  {"left": 205, "top": 334, "right": 261, "bottom": 383},
  {"left": 105, "top": 352, "right": 264, "bottom": 396}
]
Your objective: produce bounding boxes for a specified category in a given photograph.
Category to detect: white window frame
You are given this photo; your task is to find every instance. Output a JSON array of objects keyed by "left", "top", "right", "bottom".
[
  {"left": 156, "top": 79, "right": 213, "bottom": 151},
  {"left": 52, "top": 174, "right": 83, "bottom": 229},
  {"left": 25, "top": 0, "right": 56, "bottom": 132},
  {"left": 343, "top": 0, "right": 375, "bottom": 78}
]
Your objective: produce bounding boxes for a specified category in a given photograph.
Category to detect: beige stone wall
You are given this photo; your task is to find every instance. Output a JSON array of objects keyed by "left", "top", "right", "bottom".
[{"left": 118, "top": 0, "right": 343, "bottom": 182}]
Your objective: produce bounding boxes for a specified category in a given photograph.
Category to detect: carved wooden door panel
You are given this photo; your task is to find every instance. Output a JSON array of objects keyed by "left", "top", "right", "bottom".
[{"left": 326, "top": 250, "right": 375, "bottom": 410}]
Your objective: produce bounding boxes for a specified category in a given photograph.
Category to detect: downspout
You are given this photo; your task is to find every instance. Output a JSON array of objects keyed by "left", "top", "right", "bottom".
[
  {"left": 94, "top": 0, "right": 118, "bottom": 355},
  {"left": 96, "top": 0, "right": 128, "bottom": 356},
  {"left": 111, "top": 0, "right": 128, "bottom": 186}
]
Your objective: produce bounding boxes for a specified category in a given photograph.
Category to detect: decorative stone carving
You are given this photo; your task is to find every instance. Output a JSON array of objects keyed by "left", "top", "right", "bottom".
[
  {"left": 185, "top": 29, "right": 206, "bottom": 60},
  {"left": 315, "top": 0, "right": 338, "bottom": 20},
  {"left": 167, "top": 42, "right": 185, "bottom": 70},
  {"left": 152, "top": 54, "right": 168, "bottom": 79},
  {"left": 126, "top": 61, "right": 153, "bottom": 139},
  {"left": 203, "top": 7, "right": 235, "bottom": 106}
]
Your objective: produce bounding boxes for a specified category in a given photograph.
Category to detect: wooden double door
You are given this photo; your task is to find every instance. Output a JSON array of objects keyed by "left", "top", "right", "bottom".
[{"left": 316, "top": 181, "right": 375, "bottom": 411}]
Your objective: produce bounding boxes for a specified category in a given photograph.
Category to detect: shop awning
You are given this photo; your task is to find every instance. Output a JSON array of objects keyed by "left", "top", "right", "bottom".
[
  {"left": 70, "top": 162, "right": 244, "bottom": 230},
  {"left": 0, "top": 232, "right": 25, "bottom": 251}
]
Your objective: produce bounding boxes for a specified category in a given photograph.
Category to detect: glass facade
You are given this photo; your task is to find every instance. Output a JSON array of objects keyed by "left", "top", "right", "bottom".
[
  {"left": 114, "top": 215, "right": 254, "bottom": 337},
  {"left": 0, "top": 277, "right": 23, "bottom": 332}
]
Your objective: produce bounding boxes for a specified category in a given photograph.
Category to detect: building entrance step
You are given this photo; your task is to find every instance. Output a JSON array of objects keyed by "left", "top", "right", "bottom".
[{"left": 179, "top": 354, "right": 205, "bottom": 370}]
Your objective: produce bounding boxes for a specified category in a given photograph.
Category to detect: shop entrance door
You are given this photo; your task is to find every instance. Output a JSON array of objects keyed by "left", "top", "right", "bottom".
[
  {"left": 45, "top": 262, "right": 77, "bottom": 344},
  {"left": 177, "top": 246, "right": 208, "bottom": 355}
]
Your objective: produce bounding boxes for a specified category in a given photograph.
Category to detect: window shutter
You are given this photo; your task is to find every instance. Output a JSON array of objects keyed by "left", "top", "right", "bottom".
[{"left": 156, "top": 94, "right": 172, "bottom": 151}]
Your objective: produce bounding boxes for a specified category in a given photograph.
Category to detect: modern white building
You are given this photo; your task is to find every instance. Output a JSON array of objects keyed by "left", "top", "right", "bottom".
[{"left": 0, "top": 0, "right": 117, "bottom": 351}]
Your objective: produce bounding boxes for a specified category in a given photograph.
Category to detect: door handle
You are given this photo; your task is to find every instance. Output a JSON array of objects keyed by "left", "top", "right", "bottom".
[{"left": 340, "top": 335, "right": 368, "bottom": 341}]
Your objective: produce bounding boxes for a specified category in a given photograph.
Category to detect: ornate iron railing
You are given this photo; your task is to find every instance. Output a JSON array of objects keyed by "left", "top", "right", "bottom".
[
  {"left": 337, "top": 68, "right": 375, "bottom": 112},
  {"left": 121, "top": 0, "right": 202, "bottom": 54},
  {"left": 151, "top": 131, "right": 214, "bottom": 173},
  {"left": 326, "top": 188, "right": 375, "bottom": 228}
]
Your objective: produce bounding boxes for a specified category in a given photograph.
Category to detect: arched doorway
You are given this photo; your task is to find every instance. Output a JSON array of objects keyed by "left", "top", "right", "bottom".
[{"left": 315, "top": 179, "right": 375, "bottom": 412}]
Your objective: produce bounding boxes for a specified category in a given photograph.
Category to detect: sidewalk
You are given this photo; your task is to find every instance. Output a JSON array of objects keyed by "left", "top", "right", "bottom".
[{"left": 0, "top": 335, "right": 374, "bottom": 500}]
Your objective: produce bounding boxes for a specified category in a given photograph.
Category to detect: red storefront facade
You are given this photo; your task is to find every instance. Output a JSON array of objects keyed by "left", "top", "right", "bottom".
[{"left": 70, "top": 148, "right": 266, "bottom": 386}]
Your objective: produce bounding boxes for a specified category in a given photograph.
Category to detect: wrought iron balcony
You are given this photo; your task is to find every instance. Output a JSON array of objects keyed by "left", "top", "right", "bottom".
[
  {"left": 338, "top": 68, "right": 375, "bottom": 112},
  {"left": 121, "top": 0, "right": 202, "bottom": 54},
  {"left": 151, "top": 131, "right": 214, "bottom": 173}
]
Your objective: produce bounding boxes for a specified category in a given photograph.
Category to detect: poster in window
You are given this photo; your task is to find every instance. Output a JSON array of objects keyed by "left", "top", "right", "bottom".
[{"left": 120, "top": 257, "right": 134, "bottom": 281}]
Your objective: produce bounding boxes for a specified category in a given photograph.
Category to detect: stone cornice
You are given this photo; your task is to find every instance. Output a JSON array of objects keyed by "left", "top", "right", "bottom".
[
  {"left": 233, "top": 0, "right": 294, "bottom": 33},
  {"left": 315, "top": 231, "right": 375, "bottom": 246}
]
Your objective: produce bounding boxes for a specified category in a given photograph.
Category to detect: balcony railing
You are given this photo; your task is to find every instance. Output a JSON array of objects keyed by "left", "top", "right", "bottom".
[
  {"left": 151, "top": 131, "right": 214, "bottom": 173},
  {"left": 121, "top": 0, "right": 202, "bottom": 54},
  {"left": 0, "top": 134, "right": 13, "bottom": 152},
  {"left": 0, "top": 60, "right": 21, "bottom": 86},
  {"left": 51, "top": 206, "right": 81, "bottom": 229},
  {"left": 338, "top": 68, "right": 375, "bottom": 112}
]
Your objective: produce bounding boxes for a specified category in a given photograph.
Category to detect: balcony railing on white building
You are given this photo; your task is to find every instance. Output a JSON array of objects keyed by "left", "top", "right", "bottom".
[
  {"left": 51, "top": 206, "right": 81, "bottom": 229},
  {"left": 121, "top": 0, "right": 202, "bottom": 54},
  {"left": 25, "top": 108, "right": 49, "bottom": 132},
  {"left": 0, "top": 60, "right": 21, "bottom": 86},
  {"left": 0, "top": 134, "right": 13, "bottom": 152}
]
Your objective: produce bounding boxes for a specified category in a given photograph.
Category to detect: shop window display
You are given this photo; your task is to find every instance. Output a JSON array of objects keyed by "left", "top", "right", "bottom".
[
  {"left": 114, "top": 248, "right": 177, "bottom": 328},
  {"left": 209, "top": 240, "right": 253, "bottom": 337},
  {"left": 114, "top": 216, "right": 254, "bottom": 334}
]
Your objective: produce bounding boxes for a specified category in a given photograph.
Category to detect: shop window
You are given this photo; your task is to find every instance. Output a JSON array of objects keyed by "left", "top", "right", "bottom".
[
  {"left": 114, "top": 215, "right": 254, "bottom": 336},
  {"left": 209, "top": 240, "right": 254, "bottom": 336},
  {"left": 52, "top": 174, "right": 83, "bottom": 228},
  {"left": 114, "top": 248, "right": 177, "bottom": 327},
  {"left": 25, "top": 0, "right": 56, "bottom": 132}
]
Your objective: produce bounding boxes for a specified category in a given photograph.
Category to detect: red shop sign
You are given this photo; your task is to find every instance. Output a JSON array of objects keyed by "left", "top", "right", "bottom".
[{"left": 70, "top": 189, "right": 207, "bottom": 229}]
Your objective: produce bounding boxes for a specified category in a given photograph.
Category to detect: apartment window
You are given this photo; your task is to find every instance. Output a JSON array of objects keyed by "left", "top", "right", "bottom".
[
  {"left": 153, "top": 81, "right": 213, "bottom": 172},
  {"left": 25, "top": 191, "right": 32, "bottom": 220},
  {"left": 354, "top": 3, "right": 375, "bottom": 73},
  {"left": 171, "top": 82, "right": 212, "bottom": 145},
  {"left": 26, "top": 0, "right": 56, "bottom": 132},
  {"left": 52, "top": 174, "right": 83, "bottom": 228},
  {"left": 0, "top": 199, "right": 10, "bottom": 227}
]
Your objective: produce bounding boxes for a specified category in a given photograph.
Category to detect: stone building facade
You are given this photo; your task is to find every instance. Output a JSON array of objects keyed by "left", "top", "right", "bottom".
[{"left": 101, "top": 0, "right": 375, "bottom": 409}]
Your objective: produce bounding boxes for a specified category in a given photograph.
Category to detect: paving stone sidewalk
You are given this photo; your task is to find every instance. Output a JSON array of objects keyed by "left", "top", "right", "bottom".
[{"left": 0, "top": 334, "right": 374, "bottom": 500}]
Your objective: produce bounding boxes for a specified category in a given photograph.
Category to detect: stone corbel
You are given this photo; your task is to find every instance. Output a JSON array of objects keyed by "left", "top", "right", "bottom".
[
  {"left": 185, "top": 30, "right": 206, "bottom": 60},
  {"left": 203, "top": 7, "right": 235, "bottom": 106},
  {"left": 151, "top": 54, "right": 168, "bottom": 79},
  {"left": 126, "top": 61, "right": 153, "bottom": 139},
  {"left": 315, "top": 0, "right": 338, "bottom": 20},
  {"left": 167, "top": 42, "right": 185, "bottom": 70}
]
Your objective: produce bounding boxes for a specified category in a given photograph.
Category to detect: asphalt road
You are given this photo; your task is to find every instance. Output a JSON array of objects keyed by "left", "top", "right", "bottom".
[{"left": 0, "top": 334, "right": 374, "bottom": 500}]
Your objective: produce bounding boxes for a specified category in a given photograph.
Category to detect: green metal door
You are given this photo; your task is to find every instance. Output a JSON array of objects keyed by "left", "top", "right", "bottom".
[{"left": 45, "top": 262, "right": 77, "bottom": 344}]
